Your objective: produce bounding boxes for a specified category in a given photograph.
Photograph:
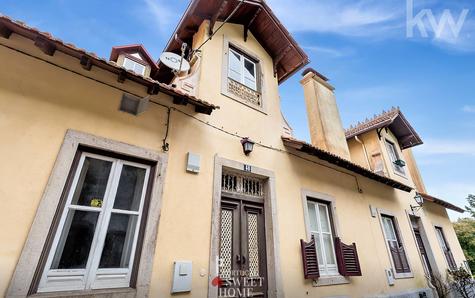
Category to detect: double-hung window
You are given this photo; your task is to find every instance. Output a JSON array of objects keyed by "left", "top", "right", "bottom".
[
  {"left": 306, "top": 200, "right": 338, "bottom": 276},
  {"left": 381, "top": 215, "right": 411, "bottom": 275},
  {"left": 228, "top": 47, "right": 258, "bottom": 91},
  {"left": 385, "top": 140, "right": 405, "bottom": 175},
  {"left": 123, "top": 57, "right": 146, "bottom": 76},
  {"left": 38, "top": 152, "right": 150, "bottom": 292},
  {"left": 435, "top": 227, "right": 457, "bottom": 270}
]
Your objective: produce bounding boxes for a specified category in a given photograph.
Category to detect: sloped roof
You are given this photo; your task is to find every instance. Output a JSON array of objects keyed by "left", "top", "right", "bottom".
[
  {"left": 345, "top": 107, "right": 423, "bottom": 149},
  {"left": 282, "top": 136, "right": 413, "bottom": 192},
  {"left": 420, "top": 192, "right": 465, "bottom": 213},
  {"left": 157, "top": 0, "right": 309, "bottom": 84},
  {"left": 0, "top": 15, "right": 218, "bottom": 114},
  {"left": 110, "top": 44, "right": 159, "bottom": 75}
]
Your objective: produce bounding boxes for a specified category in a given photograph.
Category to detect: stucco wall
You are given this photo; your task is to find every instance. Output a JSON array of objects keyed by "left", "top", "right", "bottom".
[{"left": 0, "top": 23, "right": 465, "bottom": 298}]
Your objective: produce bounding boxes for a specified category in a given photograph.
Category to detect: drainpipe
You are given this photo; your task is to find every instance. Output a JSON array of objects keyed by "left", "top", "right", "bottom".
[{"left": 355, "top": 136, "right": 372, "bottom": 170}]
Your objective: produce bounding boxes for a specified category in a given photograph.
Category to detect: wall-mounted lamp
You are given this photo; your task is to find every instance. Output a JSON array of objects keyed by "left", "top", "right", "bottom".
[
  {"left": 240, "top": 137, "right": 255, "bottom": 156},
  {"left": 411, "top": 193, "right": 424, "bottom": 212}
]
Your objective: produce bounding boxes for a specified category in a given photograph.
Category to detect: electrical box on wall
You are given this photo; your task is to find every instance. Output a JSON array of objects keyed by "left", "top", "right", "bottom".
[
  {"left": 385, "top": 269, "right": 395, "bottom": 286},
  {"left": 186, "top": 152, "right": 200, "bottom": 173},
  {"left": 171, "top": 261, "right": 192, "bottom": 293}
]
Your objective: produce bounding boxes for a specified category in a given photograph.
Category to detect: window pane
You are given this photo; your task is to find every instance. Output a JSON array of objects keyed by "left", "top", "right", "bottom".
[
  {"left": 113, "top": 165, "right": 146, "bottom": 211},
  {"left": 383, "top": 217, "right": 397, "bottom": 241},
  {"left": 134, "top": 63, "right": 146, "bottom": 75},
  {"left": 99, "top": 213, "right": 139, "bottom": 268},
  {"left": 228, "top": 50, "right": 242, "bottom": 82},
  {"left": 71, "top": 157, "right": 112, "bottom": 207},
  {"left": 51, "top": 210, "right": 99, "bottom": 269},
  {"left": 123, "top": 58, "right": 135, "bottom": 71},
  {"left": 386, "top": 141, "right": 397, "bottom": 162},
  {"left": 244, "top": 59, "right": 255, "bottom": 77},
  {"left": 323, "top": 233, "right": 336, "bottom": 265},
  {"left": 318, "top": 205, "right": 330, "bottom": 233},
  {"left": 307, "top": 202, "right": 318, "bottom": 232},
  {"left": 312, "top": 232, "right": 324, "bottom": 265}
]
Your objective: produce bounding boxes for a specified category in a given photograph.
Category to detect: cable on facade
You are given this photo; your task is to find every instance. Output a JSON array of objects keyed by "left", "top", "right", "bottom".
[{"left": 0, "top": 42, "right": 363, "bottom": 193}]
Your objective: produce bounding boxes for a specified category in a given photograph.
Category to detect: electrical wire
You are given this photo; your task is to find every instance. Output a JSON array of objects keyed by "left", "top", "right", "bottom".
[
  {"left": 192, "top": 0, "right": 245, "bottom": 55},
  {"left": 148, "top": 100, "right": 363, "bottom": 193},
  {"left": 0, "top": 41, "right": 363, "bottom": 193}
]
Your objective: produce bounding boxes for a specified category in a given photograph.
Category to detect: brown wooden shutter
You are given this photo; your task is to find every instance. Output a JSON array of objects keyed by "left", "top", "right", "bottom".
[
  {"left": 335, "top": 237, "right": 362, "bottom": 276},
  {"left": 300, "top": 236, "right": 320, "bottom": 279},
  {"left": 390, "top": 245, "right": 411, "bottom": 273}
]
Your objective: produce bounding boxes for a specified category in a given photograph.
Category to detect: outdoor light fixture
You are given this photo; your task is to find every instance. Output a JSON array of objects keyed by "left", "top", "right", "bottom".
[
  {"left": 411, "top": 193, "right": 424, "bottom": 212},
  {"left": 241, "top": 137, "right": 255, "bottom": 155}
]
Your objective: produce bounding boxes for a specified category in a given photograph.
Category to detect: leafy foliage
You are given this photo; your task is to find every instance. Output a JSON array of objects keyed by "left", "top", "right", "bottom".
[
  {"left": 453, "top": 218, "right": 475, "bottom": 275},
  {"left": 448, "top": 267, "right": 475, "bottom": 298},
  {"left": 466, "top": 194, "right": 475, "bottom": 219}
]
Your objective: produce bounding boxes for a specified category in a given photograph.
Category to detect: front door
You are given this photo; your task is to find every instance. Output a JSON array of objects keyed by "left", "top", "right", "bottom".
[{"left": 218, "top": 198, "right": 267, "bottom": 297}]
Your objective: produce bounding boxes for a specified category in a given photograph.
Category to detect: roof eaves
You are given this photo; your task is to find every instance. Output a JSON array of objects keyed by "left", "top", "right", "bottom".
[
  {"left": 282, "top": 136, "right": 413, "bottom": 192},
  {"left": 0, "top": 15, "right": 219, "bottom": 113},
  {"left": 420, "top": 192, "right": 465, "bottom": 213}
]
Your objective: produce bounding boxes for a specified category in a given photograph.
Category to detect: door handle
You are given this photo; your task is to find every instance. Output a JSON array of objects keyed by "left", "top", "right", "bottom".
[
  {"left": 241, "top": 255, "right": 246, "bottom": 265},
  {"left": 236, "top": 254, "right": 241, "bottom": 264}
]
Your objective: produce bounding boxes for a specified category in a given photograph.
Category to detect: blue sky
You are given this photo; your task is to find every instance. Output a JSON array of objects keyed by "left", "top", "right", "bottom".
[{"left": 2, "top": 0, "right": 473, "bottom": 220}]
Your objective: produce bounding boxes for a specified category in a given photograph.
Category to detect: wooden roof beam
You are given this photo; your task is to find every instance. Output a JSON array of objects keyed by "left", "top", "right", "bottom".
[
  {"left": 244, "top": 7, "right": 262, "bottom": 42},
  {"left": 34, "top": 36, "right": 56, "bottom": 56},
  {"left": 0, "top": 23, "right": 12, "bottom": 39},
  {"left": 80, "top": 55, "right": 93, "bottom": 71},
  {"left": 273, "top": 45, "right": 292, "bottom": 77},
  {"left": 209, "top": 0, "right": 228, "bottom": 36}
]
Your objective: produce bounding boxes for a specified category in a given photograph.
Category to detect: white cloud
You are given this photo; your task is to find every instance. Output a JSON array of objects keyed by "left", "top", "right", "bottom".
[
  {"left": 141, "top": 0, "right": 180, "bottom": 34},
  {"left": 416, "top": 138, "right": 475, "bottom": 156},
  {"left": 463, "top": 105, "right": 475, "bottom": 113},
  {"left": 302, "top": 45, "right": 354, "bottom": 57},
  {"left": 266, "top": 0, "right": 405, "bottom": 37}
]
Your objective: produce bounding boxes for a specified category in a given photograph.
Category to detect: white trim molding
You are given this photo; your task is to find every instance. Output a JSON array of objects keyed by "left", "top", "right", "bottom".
[{"left": 6, "top": 129, "right": 168, "bottom": 298}]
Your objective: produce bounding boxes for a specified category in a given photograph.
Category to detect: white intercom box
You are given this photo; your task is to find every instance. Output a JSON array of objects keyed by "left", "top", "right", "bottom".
[
  {"left": 385, "top": 268, "right": 395, "bottom": 286},
  {"left": 171, "top": 261, "right": 192, "bottom": 293}
]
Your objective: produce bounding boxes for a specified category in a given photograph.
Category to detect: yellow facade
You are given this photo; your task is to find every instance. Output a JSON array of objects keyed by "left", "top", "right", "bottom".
[{"left": 0, "top": 15, "right": 467, "bottom": 298}]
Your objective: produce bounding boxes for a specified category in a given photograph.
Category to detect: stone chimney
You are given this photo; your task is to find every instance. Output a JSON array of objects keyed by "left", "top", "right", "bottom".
[{"left": 300, "top": 68, "right": 350, "bottom": 160}]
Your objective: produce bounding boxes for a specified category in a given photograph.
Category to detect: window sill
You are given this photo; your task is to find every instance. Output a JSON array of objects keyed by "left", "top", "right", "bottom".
[
  {"left": 30, "top": 287, "right": 136, "bottom": 298},
  {"left": 394, "top": 272, "right": 414, "bottom": 279},
  {"left": 312, "top": 275, "right": 350, "bottom": 287}
]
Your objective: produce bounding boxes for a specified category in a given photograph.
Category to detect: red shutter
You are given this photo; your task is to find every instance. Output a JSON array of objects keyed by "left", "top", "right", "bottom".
[
  {"left": 300, "top": 236, "right": 320, "bottom": 279},
  {"left": 335, "top": 237, "right": 362, "bottom": 276},
  {"left": 390, "top": 245, "right": 411, "bottom": 273}
]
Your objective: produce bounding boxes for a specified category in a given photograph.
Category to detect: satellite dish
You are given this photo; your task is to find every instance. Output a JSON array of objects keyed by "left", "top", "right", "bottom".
[{"left": 159, "top": 52, "right": 190, "bottom": 73}]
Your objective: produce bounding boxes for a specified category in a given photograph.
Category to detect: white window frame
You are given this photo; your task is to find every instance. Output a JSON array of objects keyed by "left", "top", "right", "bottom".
[
  {"left": 306, "top": 200, "right": 338, "bottom": 276},
  {"left": 228, "top": 47, "right": 258, "bottom": 91},
  {"left": 377, "top": 209, "right": 413, "bottom": 279},
  {"left": 301, "top": 190, "right": 349, "bottom": 286},
  {"left": 123, "top": 57, "right": 146, "bottom": 76},
  {"left": 385, "top": 139, "right": 406, "bottom": 176},
  {"left": 37, "top": 151, "right": 151, "bottom": 293}
]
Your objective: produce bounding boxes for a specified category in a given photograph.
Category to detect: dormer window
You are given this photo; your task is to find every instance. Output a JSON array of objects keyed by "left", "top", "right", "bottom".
[
  {"left": 123, "top": 57, "right": 146, "bottom": 76},
  {"left": 228, "top": 48, "right": 257, "bottom": 91}
]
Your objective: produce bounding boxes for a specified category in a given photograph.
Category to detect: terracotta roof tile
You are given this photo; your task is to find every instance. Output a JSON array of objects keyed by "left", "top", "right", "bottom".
[
  {"left": 420, "top": 192, "right": 465, "bottom": 213},
  {"left": 0, "top": 15, "right": 219, "bottom": 112},
  {"left": 282, "top": 136, "right": 413, "bottom": 192}
]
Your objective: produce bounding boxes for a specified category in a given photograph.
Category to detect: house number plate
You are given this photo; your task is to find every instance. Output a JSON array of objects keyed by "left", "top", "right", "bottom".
[{"left": 243, "top": 164, "right": 252, "bottom": 172}]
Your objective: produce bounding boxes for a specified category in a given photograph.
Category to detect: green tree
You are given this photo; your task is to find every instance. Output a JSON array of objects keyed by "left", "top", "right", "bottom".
[
  {"left": 466, "top": 194, "right": 475, "bottom": 218},
  {"left": 453, "top": 218, "right": 475, "bottom": 274}
]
